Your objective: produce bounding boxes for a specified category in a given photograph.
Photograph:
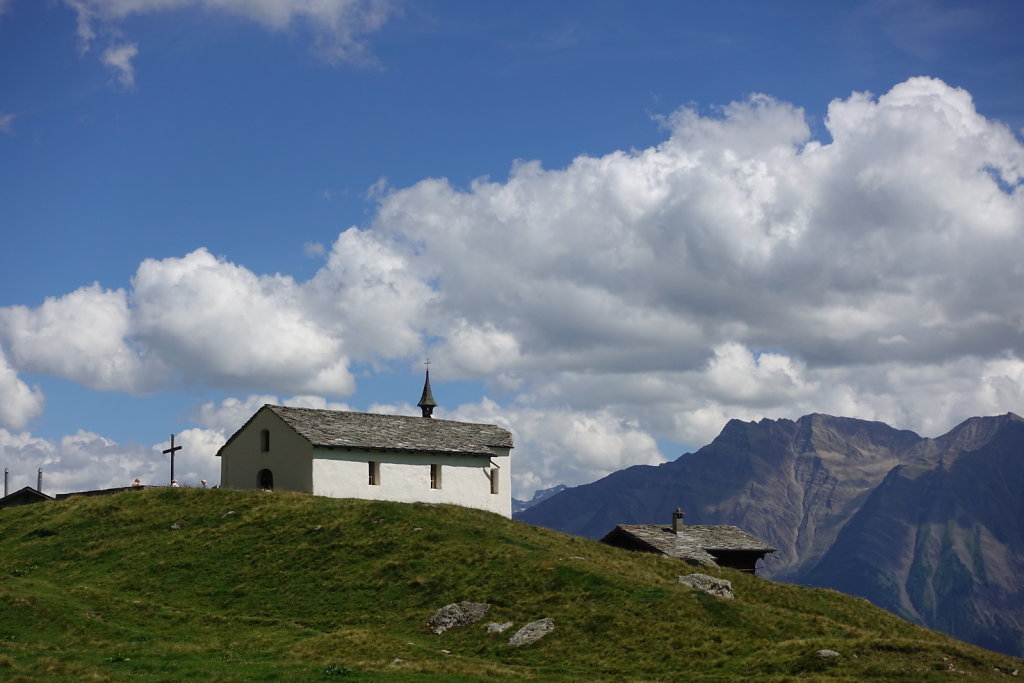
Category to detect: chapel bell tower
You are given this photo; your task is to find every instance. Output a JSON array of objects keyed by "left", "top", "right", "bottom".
[{"left": 418, "top": 364, "right": 437, "bottom": 418}]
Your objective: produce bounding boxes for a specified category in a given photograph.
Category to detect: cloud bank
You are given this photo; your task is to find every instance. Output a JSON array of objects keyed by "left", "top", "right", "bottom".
[
  {"left": 2, "top": 77, "right": 1023, "bottom": 497},
  {"left": 0, "top": 426, "right": 228, "bottom": 493}
]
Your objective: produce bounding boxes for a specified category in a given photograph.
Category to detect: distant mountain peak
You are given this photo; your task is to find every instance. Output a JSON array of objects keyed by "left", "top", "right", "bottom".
[
  {"left": 936, "top": 411, "right": 1024, "bottom": 453},
  {"left": 512, "top": 484, "right": 568, "bottom": 514}
]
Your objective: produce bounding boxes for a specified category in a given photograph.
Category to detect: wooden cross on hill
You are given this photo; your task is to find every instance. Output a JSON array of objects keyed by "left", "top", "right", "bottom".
[{"left": 163, "top": 434, "right": 182, "bottom": 485}]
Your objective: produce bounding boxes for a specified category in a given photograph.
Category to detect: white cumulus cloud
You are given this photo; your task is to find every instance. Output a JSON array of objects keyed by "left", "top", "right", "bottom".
[
  {"left": 702, "top": 342, "right": 818, "bottom": 406},
  {"left": 0, "top": 284, "right": 155, "bottom": 392},
  {"left": 0, "top": 349, "right": 45, "bottom": 430},
  {"left": 131, "top": 248, "right": 355, "bottom": 395},
  {"left": 450, "top": 398, "right": 665, "bottom": 499},
  {"left": 374, "top": 78, "right": 1023, "bottom": 378},
  {"left": 306, "top": 228, "right": 435, "bottom": 363}
]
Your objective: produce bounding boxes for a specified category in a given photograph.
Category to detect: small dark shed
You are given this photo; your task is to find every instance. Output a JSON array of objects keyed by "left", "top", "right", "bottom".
[
  {"left": 601, "top": 517, "right": 775, "bottom": 575},
  {"left": 0, "top": 486, "right": 54, "bottom": 510}
]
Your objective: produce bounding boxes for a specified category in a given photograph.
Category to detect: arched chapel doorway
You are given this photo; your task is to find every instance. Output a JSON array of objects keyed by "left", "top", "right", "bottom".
[{"left": 257, "top": 469, "right": 274, "bottom": 490}]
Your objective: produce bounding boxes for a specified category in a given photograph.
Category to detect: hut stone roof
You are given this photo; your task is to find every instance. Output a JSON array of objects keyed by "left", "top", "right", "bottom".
[
  {"left": 602, "top": 524, "right": 776, "bottom": 567},
  {"left": 218, "top": 404, "right": 513, "bottom": 458},
  {"left": 0, "top": 486, "right": 54, "bottom": 509}
]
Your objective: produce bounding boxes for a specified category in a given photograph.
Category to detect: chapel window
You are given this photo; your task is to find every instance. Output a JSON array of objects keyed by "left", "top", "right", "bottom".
[
  {"left": 430, "top": 464, "right": 442, "bottom": 490},
  {"left": 260, "top": 429, "right": 270, "bottom": 452},
  {"left": 490, "top": 467, "right": 499, "bottom": 495},
  {"left": 368, "top": 461, "right": 380, "bottom": 486}
]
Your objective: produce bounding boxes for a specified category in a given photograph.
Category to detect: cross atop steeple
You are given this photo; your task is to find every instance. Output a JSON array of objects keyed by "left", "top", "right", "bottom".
[{"left": 417, "top": 359, "right": 437, "bottom": 418}]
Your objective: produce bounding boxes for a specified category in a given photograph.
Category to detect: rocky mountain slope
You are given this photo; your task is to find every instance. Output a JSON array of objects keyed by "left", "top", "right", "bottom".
[{"left": 515, "top": 412, "right": 1024, "bottom": 657}]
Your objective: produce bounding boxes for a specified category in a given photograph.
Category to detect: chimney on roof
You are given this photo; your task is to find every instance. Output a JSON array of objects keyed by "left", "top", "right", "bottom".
[
  {"left": 417, "top": 365, "right": 437, "bottom": 418},
  {"left": 672, "top": 507, "right": 685, "bottom": 534},
  {"left": 37, "top": 467, "right": 43, "bottom": 494},
  {"left": 4, "top": 467, "right": 8, "bottom": 497}
]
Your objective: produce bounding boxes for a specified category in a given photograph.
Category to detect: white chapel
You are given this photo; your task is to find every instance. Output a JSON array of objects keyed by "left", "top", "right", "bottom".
[{"left": 216, "top": 371, "right": 514, "bottom": 517}]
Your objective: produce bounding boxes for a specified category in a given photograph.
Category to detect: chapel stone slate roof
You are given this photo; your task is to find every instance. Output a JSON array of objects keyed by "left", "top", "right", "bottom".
[
  {"left": 602, "top": 524, "right": 775, "bottom": 567},
  {"left": 258, "top": 404, "right": 512, "bottom": 456}
]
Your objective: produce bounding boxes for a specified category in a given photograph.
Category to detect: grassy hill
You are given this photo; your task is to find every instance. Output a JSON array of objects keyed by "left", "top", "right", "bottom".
[{"left": 0, "top": 489, "right": 1020, "bottom": 681}]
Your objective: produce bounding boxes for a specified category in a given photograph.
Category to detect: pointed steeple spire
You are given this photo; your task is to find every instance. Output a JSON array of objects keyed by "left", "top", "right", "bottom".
[{"left": 418, "top": 360, "right": 437, "bottom": 418}]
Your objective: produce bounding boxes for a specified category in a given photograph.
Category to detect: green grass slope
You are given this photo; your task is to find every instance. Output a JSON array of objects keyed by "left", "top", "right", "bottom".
[{"left": 0, "top": 488, "right": 1020, "bottom": 681}]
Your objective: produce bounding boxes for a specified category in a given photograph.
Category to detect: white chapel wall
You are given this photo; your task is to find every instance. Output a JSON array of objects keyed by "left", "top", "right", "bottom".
[
  {"left": 219, "top": 409, "right": 314, "bottom": 492},
  {"left": 311, "top": 448, "right": 511, "bottom": 517}
]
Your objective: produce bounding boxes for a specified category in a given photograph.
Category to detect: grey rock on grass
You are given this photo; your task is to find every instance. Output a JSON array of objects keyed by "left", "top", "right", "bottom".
[
  {"left": 427, "top": 602, "right": 490, "bottom": 635},
  {"left": 678, "top": 573, "right": 734, "bottom": 599},
  {"left": 507, "top": 618, "right": 554, "bottom": 647}
]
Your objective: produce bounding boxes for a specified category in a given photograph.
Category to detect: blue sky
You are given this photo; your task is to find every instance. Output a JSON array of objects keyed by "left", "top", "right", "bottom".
[{"left": 1, "top": 0, "right": 1023, "bottom": 497}]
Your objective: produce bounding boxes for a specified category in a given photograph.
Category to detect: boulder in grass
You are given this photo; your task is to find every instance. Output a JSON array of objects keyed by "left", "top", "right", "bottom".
[
  {"left": 427, "top": 602, "right": 490, "bottom": 635},
  {"left": 507, "top": 618, "right": 554, "bottom": 647},
  {"left": 677, "top": 573, "right": 735, "bottom": 599}
]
